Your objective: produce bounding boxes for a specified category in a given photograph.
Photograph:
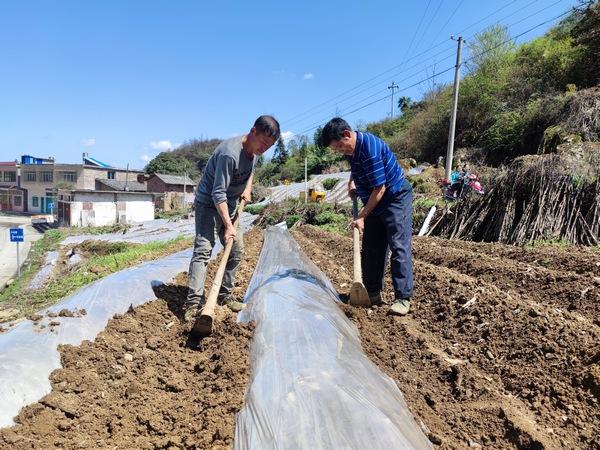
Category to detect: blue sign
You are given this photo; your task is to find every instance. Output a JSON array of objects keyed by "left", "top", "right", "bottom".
[
  {"left": 9, "top": 228, "right": 24, "bottom": 242},
  {"left": 47, "top": 201, "right": 54, "bottom": 209}
]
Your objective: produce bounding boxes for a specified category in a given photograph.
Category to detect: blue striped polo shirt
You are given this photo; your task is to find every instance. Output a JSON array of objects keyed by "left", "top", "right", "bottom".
[{"left": 350, "top": 131, "right": 404, "bottom": 215}]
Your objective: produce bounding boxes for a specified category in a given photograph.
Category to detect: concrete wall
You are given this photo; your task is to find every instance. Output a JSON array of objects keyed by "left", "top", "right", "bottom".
[{"left": 64, "top": 192, "right": 154, "bottom": 227}]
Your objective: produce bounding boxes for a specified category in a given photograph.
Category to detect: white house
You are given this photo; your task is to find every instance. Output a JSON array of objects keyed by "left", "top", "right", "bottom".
[{"left": 57, "top": 189, "right": 156, "bottom": 227}]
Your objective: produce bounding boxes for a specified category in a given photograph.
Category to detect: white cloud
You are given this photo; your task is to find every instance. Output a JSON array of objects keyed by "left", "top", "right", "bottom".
[
  {"left": 280, "top": 131, "right": 295, "bottom": 144},
  {"left": 149, "top": 140, "right": 175, "bottom": 151},
  {"left": 303, "top": 73, "right": 314, "bottom": 80},
  {"left": 81, "top": 137, "right": 96, "bottom": 147},
  {"left": 140, "top": 154, "right": 151, "bottom": 162}
]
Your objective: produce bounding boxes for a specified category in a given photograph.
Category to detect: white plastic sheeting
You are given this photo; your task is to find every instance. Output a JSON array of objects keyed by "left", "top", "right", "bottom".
[
  {"left": 0, "top": 212, "right": 256, "bottom": 428},
  {"left": 235, "top": 226, "right": 432, "bottom": 450},
  {"left": 60, "top": 214, "right": 256, "bottom": 246},
  {"left": 28, "top": 250, "right": 58, "bottom": 289},
  {"left": 262, "top": 172, "right": 351, "bottom": 205},
  {"left": 0, "top": 248, "right": 191, "bottom": 428}
]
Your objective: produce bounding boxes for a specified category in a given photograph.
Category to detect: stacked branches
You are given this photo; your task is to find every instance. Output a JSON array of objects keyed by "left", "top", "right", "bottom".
[{"left": 432, "top": 153, "right": 600, "bottom": 245}]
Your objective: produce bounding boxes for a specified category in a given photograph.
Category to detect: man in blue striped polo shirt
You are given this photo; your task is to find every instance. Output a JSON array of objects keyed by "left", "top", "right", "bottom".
[{"left": 321, "top": 117, "right": 413, "bottom": 315}]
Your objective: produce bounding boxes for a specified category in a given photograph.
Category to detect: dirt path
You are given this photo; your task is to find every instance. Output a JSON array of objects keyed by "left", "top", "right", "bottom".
[
  {"left": 1, "top": 225, "right": 598, "bottom": 449},
  {"left": 292, "top": 226, "right": 599, "bottom": 450}
]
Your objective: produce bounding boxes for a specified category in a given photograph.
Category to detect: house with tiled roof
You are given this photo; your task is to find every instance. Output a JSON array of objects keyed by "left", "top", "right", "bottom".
[{"left": 146, "top": 173, "right": 196, "bottom": 211}]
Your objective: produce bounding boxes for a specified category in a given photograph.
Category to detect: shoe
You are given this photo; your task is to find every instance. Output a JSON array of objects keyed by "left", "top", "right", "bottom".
[
  {"left": 368, "top": 292, "right": 383, "bottom": 306},
  {"left": 389, "top": 298, "right": 411, "bottom": 316},
  {"left": 183, "top": 305, "right": 199, "bottom": 322},
  {"left": 217, "top": 293, "right": 246, "bottom": 312}
]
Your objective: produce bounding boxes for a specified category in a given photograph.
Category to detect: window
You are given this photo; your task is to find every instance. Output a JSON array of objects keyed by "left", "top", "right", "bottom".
[
  {"left": 26, "top": 171, "right": 36, "bottom": 182},
  {"left": 13, "top": 196, "right": 22, "bottom": 207},
  {"left": 4, "top": 171, "right": 16, "bottom": 182},
  {"left": 61, "top": 171, "right": 77, "bottom": 182},
  {"left": 41, "top": 171, "right": 53, "bottom": 182},
  {"left": 107, "top": 171, "right": 116, "bottom": 180},
  {"left": 32, "top": 196, "right": 39, "bottom": 207}
]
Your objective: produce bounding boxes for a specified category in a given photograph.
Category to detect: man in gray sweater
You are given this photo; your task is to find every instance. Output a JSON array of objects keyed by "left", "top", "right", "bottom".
[{"left": 184, "top": 115, "right": 280, "bottom": 322}]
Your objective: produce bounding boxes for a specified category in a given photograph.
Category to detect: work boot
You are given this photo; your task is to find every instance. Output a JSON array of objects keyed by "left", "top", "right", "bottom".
[
  {"left": 183, "top": 304, "right": 199, "bottom": 323},
  {"left": 389, "top": 298, "right": 411, "bottom": 316},
  {"left": 368, "top": 292, "right": 384, "bottom": 306},
  {"left": 217, "top": 293, "right": 246, "bottom": 313}
]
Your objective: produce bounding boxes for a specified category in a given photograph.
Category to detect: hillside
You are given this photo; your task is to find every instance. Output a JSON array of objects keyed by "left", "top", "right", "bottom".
[{"left": 366, "top": 2, "right": 599, "bottom": 166}]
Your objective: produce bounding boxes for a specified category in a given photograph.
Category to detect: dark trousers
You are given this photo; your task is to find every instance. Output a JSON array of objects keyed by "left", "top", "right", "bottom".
[{"left": 362, "top": 179, "right": 413, "bottom": 299}]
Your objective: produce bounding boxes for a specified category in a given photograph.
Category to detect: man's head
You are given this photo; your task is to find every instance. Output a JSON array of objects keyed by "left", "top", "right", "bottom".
[
  {"left": 320, "top": 117, "right": 356, "bottom": 156},
  {"left": 244, "top": 115, "right": 280, "bottom": 156}
]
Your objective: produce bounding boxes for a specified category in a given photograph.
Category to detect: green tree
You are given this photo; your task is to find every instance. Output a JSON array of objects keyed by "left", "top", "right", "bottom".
[
  {"left": 145, "top": 152, "right": 195, "bottom": 176},
  {"left": 571, "top": 1, "right": 600, "bottom": 86},
  {"left": 272, "top": 138, "right": 289, "bottom": 166},
  {"left": 397, "top": 96, "right": 413, "bottom": 114},
  {"left": 466, "top": 24, "right": 516, "bottom": 75}
]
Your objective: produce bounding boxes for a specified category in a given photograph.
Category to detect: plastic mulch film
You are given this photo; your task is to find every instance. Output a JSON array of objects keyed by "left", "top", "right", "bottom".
[
  {"left": 0, "top": 248, "right": 191, "bottom": 428},
  {"left": 235, "top": 226, "right": 433, "bottom": 450},
  {"left": 60, "top": 213, "right": 256, "bottom": 246},
  {"left": 0, "top": 212, "right": 255, "bottom": 428}
]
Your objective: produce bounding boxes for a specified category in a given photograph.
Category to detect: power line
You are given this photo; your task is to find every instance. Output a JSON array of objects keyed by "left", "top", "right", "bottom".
[
  {"left": 295, "top": 66, "right": 456, "bottom": 137},
  {"left": 284, "top": 45, "right": 457, "bottom": 128},
  {"left": 286, "top": 2, "right": 573, "bottom": 132},
  {"left": 291, "top": 9, "right": 572, "bottom": 138},
  {"left": 430, "top": 0, "right": 465, "bottom": 44},
  {"left": 410, "top": 0, "right": 446, "bottom": 60},
  {"left": 282, "top": 0, "right": 562, "bottom": 128}
]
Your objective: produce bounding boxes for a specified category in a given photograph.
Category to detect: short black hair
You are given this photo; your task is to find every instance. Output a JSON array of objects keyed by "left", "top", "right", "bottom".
[
  {"left": 253, "top": 115, "right": 281, "bottom": 140},
  {"left": 320, "top": 117, "right": 351, "bottom": 147}
]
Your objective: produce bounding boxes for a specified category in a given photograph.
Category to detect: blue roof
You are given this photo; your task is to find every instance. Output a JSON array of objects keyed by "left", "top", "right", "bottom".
[{"left": 84, "top": 156, "right": 111, "bottom": 168}]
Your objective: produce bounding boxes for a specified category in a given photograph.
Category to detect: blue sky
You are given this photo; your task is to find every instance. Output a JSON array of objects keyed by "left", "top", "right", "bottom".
[{"left": 0, "top": 0, "right": 578, "bottom": 169}]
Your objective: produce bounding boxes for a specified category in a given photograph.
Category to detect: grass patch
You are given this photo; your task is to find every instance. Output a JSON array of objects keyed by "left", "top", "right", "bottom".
[
  {"left": 412, "top": 196, "right": 441, "bottom": 232},
  {"left": 245, "top": 203, "right": 267, "bottom": 215},
  {"left": 0, "top": 230, "right": 192, "bottom": 322},
  {"left": 259, "top": 199, "right": 351, "bottom": 234},
  {"left": 526, "top": 238, "right": 574, "bottom": 249},
  {"left": 155, "top": 208, "right": 191, "bottom": 220}
]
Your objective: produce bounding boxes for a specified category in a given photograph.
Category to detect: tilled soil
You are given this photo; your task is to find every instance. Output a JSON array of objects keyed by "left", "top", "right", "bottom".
[
  {"left": 292, "top": 226, "right": 600, "bottom": 450},
  {"left": 0, "top": 229, "right": 264, "bottom": 450},
  {"left": 1, "top": 225, "right": 599, "bottom": 450}
]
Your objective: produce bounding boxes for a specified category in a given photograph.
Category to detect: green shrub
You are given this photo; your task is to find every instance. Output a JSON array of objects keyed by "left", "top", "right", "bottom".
[
  {"left": 322, "top": 178, "right": 340, "bottom": 190},
  {"left": 245, "top": 203, "right": 267, "bottom": 215},
  {"left": 286, "top": 214, "right": 301, "bottom": 228}
]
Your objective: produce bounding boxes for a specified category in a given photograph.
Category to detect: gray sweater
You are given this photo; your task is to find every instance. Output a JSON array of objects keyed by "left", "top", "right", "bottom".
[{"left": 195, "top": 136, "right": 255, "bottom": 209}]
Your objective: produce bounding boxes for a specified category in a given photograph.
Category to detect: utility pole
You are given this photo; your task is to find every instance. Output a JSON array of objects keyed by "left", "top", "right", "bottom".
[
  {"left": 304, "top": 157, "right": 308, "bottom": 204},
  {"left": 388, "top": 81, "right": 399, "bottom": 118},
  {"left": 183, "top": 171, "right": 187, "bottom": 211},
  {"left": 445, "top": 36, "right": 463, "bottom": 181}
]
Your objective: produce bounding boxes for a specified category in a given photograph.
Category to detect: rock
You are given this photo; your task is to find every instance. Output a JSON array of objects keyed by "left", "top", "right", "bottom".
[
  {"left": 123, "top": 353, "right": 134, "bottom": 362},
  {"left": 5, "top": 279, "right": 14, "bottom": 287},
  {"left": 58, "top": 309, "right": 75, "bottom": 318},
  {"left": 428, "top": 433, "right": 443, "bottom": 445}
]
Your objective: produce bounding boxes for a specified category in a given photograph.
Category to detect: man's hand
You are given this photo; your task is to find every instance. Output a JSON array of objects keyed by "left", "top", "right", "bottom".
[
  {"left": 348, "top": 179, "right": 357, "bottom": 199},
  {"left": 353, "top": 216, "right": 365, "bottom": 234},
  {"left": 224, "top": 223, "right": 237, "bottom": 242},
  {"left": 241, "top": 189, "right": 252, "bottom": 203}
]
